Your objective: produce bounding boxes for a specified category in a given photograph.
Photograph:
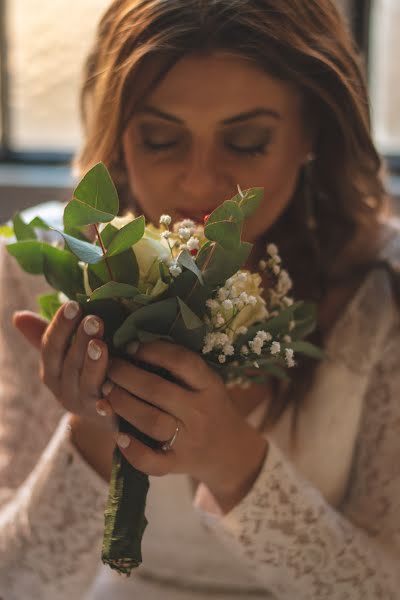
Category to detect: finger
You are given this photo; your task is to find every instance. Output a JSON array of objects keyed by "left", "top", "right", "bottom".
[
  {"left": 103, "top": 380, "right": 180, "bottom": 442},
  {"left": 12, "top": 310, "right": 49, "bottom": 350},
  {"left": 61, "top": 315, "right": 104, "bottom": 399},
  {"left": 107, "top": 357, "right": 186, "bottom": 419},
  {"left": 113, "top": 430, "right": 175, "bottom": 477},
  {"left": 40, "top": 301, "right": 82, "bottom": 393},
  {"left": 80, "top": 338, "right": 110, "bottom": 399},
  {"left": 133, "top": 340, "right": 213, "bottom": 391}
]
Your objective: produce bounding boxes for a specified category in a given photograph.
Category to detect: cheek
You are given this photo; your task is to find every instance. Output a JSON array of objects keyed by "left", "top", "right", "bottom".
[{"left": 122, "top": 135, "right": 174, "bottom": 220}]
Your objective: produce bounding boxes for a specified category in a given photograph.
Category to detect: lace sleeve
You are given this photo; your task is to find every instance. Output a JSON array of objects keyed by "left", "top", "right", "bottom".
[
  {"left": 0, "top": 243, "right": 110, "bottom": 600},
  {"left": 194, "top": 320, "right": 400, "bottom": 599}
]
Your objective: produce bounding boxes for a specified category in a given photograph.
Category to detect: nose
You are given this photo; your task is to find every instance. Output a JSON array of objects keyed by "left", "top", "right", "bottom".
[{"left": 178, "top": 144, "right": 233, "bottom": 203}]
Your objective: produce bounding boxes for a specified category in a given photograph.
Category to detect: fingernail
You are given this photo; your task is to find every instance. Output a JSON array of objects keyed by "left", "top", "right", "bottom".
[
  {"left": 101, "top": 380, "right": 114, "bottom": 397},
  {"left": 126, "top": 340, "right": 140, "bottom": 355},
  {"left": 84, "top": 316, "right": 100, "bottom": 336},
  {"left": 88, "top": 340, "right": 102, "bottom": 361},
  {"left": 64, "top": 301, "right": 79, "bottom": 320},
  {"left": 115, "top": 433, "right": 130, "bottom": 449},
  {"left": 96, "top": 400, "right": 110, "bottom": 417}
]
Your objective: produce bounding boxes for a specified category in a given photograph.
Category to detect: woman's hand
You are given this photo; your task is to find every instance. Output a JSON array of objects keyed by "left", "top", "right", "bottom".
[
  {"left": 104, "top": 341, "right": 268, "bottom": 511},
  {"left": 13, "top": 301, "right": 116, "bottom": 433}
]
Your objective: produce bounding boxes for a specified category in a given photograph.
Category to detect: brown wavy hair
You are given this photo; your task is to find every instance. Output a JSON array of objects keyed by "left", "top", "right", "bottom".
[{"left": 73, "top": 0, "right": 394, "bottom": 435}]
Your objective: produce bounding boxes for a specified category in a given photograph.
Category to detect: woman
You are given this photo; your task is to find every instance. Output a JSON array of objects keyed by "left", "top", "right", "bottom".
[{"left": 1, "top": 1, "right": 399, "bottom": 599}]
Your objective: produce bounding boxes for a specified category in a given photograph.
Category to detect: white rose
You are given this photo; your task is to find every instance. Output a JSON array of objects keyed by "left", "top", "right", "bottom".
[{"left": 225, "top": 272, "right": 268, "bottom": 342}]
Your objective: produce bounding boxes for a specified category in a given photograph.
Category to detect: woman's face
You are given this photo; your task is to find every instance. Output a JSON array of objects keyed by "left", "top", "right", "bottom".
[{"left": 122, "top": 52, "right": 313, "bottom": 243}]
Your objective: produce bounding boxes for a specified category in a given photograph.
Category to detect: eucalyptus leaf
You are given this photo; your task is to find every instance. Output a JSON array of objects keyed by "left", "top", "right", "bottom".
[
  {"left": 38, "top": 293, "right": 62, "bottom": 321},
  {"left": 113, "top": 297, "right": 178, "bottom": 348},
  {"left": 205, "top": 200, "right": 243, "bottom": 226},
  {"left": 177, "top": 249, "right": 204, "bottom": 285},
  {"left": 237, "top": 188, "right": 264, "bottom": 218},
  {"left": 64, "top": 163, "right": 119, "bottom": 229},
  {"left": 29, "top": 216, "right": 51, "bottom": 230},
  {"left": 177, "top": 297, "right": 204, "bottom": 330},
  {"left": 196, "top": 240, "right": 252, "bottom": 288},
  {"left": 89, "top": 248, "right": 139, "bottom": 286},
  {"left": 52, "top": 229, "right": 104, "bottom": 264},
  {"left": 12, "top": 213, "right": 37, "bottom": 241},
  {"left": 107, "top": 216, "right": 145, "bottom": 257},
  {"left": 204, "top": 220, "right": 241, "bottom": 250},
  {"left": 90, "top": 282, "right": 139, "bottom": 301},
  {"left": 42, "top": 245, "right": 85, "bottom": 299},
  {"left": 288, "top": 341, "right": 327, "bottom": 360},
  {"left": 6, "top": 240, "right": 44, "bottom": 274}
]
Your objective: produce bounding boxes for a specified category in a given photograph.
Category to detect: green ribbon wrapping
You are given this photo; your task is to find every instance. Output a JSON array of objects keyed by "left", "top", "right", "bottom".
[{"left": 101, "top": 359, "right": 178, "bottom": 576}]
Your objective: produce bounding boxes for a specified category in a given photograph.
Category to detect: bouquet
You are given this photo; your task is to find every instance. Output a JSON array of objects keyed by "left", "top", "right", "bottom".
[{"left": 2, "top": 162, "right": 324, "bottom": 576}]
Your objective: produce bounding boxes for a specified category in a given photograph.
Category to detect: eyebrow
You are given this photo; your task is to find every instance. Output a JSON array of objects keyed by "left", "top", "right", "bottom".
[{"left": 137, "top": 106, "right": 282, "bottom": 125}]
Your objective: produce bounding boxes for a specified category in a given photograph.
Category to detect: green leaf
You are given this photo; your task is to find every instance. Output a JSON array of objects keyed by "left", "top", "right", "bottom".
[
  {"left": 29, "top": 216, "right": 51, "bottom": 230},
  {"left": 52, "top": 229, "right": 104, "bottom": 264},
  {"left": 6, "top": 240, "right": 44, "bottom": 274},
  {"left": 177, "top": 297, "right": 204, "bottom": 330},
  {"left": 206, "top": 200, "right": 243, "bottom": 226},
  {"left": 196, "top": 240, "right": 252, "bottom": 289},
  {"left": 106, "top": 216, "right": 145, "bottom": 257},
  {"left": 89, "top": 248, "right": 139, "bottom": 287},
  {"left": 64, "top": 163, "right": 119, "bottom": 229},
  {"left": 288, "top": 341, "right": 327, "bottom": 360},
  {"left": 12, "top": 213, "right": 37, "bottom": 241},
  {"left": 42, "top": 245, "right": 85, "bottom": 299},
  {"left": 90, "top": 282, "right": 139, "bottom": 301},
  {"left": 177, "top": 249, "right": 204, "bottom": 285},
  {"left": 136, "top": 330, "right": 174, "bottom": 343},
  {"left": 38, "top": 293, "right": 62, "bottom": 321},
  {"left": 113, "top": 297, "right": 178, "bottom": 348},
  {"left": 237, "top": 188, "right": 264, "bottom": 218},
  {"left": 204, "top": 220, "right": 241, "bottom": 250}
]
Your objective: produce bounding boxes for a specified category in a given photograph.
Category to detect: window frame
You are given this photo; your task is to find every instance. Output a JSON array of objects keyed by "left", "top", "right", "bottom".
[{"left": 0, "top": 0, "right": 398, "bottom": 173}]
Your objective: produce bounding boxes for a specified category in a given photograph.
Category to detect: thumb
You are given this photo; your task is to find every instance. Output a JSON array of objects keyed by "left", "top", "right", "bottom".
[{"left": 12, "top": 310, "right": 49, "bottom": 351}]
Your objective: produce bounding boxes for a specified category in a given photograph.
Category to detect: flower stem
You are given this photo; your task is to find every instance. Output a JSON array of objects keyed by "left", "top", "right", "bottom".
[{"left": 94, "top": 224, "right": 114, "bottom": 281}]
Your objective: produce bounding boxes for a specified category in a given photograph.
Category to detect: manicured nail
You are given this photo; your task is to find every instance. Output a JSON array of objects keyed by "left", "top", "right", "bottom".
[
  {"left": 64, "top": 301, "right": 79, "bottom": 320},
  {"left": 101, "top": 380, "right": 114, "bottom": 397},
  {"left": 96, "top": 400, "right": 110, "bottom": 417},
  {"left": 87, "top": 340, "right": 102, "bottom": 361},
  {"left": 126, "top": 340, "right": 140, "bottom": 355},
  {"left": 115, "top": 433, "right": 130, "bottom": 449},
  {"left": 84, "top": 316, "right": 100, "bottom": 336}
]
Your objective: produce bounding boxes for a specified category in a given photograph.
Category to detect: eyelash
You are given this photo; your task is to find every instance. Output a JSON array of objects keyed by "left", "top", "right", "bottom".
[{"left": 142, "top": 140, "right": 268, "bottom": 157}]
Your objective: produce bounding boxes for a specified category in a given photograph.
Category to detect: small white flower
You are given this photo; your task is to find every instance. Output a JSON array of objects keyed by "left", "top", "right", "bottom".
[
  {"left": 206, "top": 299, "right": 219, "bottom": 310},
  {"left": 236, "top": 326, "right": 248, "bottom": 335},
  {"left": 218, "top": 354, "right": 227, "bottom": 364},
  {"left": 215, "top": 313, "right": 225, "bottom": 326},
  {"left": 217, "top": 287, "right": 229, "bottom": 301},
  {"left": 237, "top": 272, "right": 247, "bottom": 282},
  {"left": 289, "top": 319, "right": 296, "bottom": 331},
  {"left": 253, "top": 361, "right": 260, "bottom": 368},
  {"left": 239, "top": 291, "right": 249, "bottom": 303},
  {"left": 180, "top": 218, "right": 195, "bottom": 228},
  {"left": 159, "top": 214, "right": 172, "bottom": 226},
  {"left": 223, "top": 344, "right": 235, "bottom": 356},
  {"left": 258, "top": 260, "right": 267, "bottom": 270},
  {"left": 256, "top": 330, "right": 272, "bottom": 342},
  {"left": 283, "top": 335, "right": 292, "bottom": 343},
  {"left": 247, "top": 295, "right": 257, "bottom": 306},
  {"left": 267, "top": 243, "right": 279, "bottom": 256},
  {"left": 161, "top": 230, "right": 172, "bottom": 239},
  {"left": 187, "top": 236, "right": 200, "bottom": 251},
  {"left": 169, "top": 263, "right": 182, "bottom": 277},
  {"left": 270, "top": 341, "right": 281, "bottom": 355},
  {"left": 249, "top": 341, "right": 263, "bottom": 355},
  {"left": 285, "top": 348, "right": 294, "bottom": 360},
  {"left": 178, "top": 227, "right": 192, "bottom": 240},
  {"left": 222, "top": 299, "right": 233, "bottom": 310},
  {"left": 272, "top": 265, "right": 280, "bottom": 275}
]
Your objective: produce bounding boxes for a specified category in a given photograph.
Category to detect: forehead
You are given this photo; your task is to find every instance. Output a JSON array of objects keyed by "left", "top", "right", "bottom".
[{"left": 141, "top": 52, "right": 303, "bottom": 122}]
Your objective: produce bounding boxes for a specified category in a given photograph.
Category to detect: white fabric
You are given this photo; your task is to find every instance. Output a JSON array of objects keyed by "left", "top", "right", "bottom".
[{"left": 0, "top": 202, "right": 399, "bottom": 599}]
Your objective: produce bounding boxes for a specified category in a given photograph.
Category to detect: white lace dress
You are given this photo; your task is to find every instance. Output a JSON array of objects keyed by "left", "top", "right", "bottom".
[{"left": 0, "top": 204, "right": 399, "bottom": 600}]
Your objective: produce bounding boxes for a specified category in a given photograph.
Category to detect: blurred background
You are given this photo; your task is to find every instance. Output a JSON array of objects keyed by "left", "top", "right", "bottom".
[{"left": 0, "top": 0, "right": 399, "bottom": 222}]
